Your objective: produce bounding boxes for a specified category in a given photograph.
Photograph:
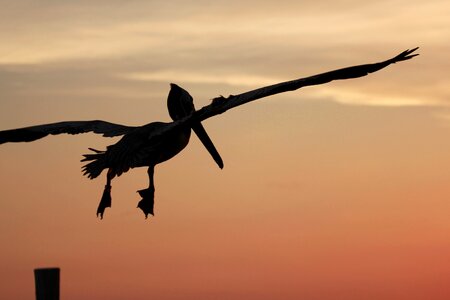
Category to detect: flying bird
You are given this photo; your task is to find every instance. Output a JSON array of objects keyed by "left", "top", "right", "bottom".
[
  {"left": 0, "top": 48, "right": 419, "bottom": 218},
  {"left": 81, "top": 83, "right": 223, "bottom": 218}
]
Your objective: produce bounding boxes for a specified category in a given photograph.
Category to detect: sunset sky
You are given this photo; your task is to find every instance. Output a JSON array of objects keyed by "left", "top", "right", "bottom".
[{"left": 1, "top": 1, "right": 450, "bottom": 299}]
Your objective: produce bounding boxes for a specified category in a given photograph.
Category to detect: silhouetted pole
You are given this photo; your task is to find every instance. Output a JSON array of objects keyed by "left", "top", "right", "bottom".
[{"left": 34, "top": 268, "right": 60, "bottom": 300}]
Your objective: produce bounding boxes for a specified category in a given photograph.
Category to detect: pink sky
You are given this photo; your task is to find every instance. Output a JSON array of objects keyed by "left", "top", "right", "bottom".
[{"left": 1, "top": 1, "right": 450, "bottom": 299}]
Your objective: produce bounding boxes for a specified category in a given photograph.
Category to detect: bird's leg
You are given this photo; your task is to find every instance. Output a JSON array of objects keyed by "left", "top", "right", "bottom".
[
  {"left": 137, "top": 166, "right": 155, "bottom": 219},
  {"left": 97, "top": 169, "right": 114, "bottom": 219}
]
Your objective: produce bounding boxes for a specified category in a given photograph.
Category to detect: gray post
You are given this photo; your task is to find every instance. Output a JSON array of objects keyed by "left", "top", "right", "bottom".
[{"left": 34, "top": 268, "right": 60, "bottom": 300}]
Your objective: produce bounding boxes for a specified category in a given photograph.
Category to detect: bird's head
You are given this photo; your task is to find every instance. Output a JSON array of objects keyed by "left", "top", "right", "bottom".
[{"left": 167, "top": 83, "right": 195, "bottom": 121}]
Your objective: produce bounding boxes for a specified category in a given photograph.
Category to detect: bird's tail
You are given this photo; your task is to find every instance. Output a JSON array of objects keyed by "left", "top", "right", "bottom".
[{"left": 81, "top": 148, "right": 108, "bottom": 179}]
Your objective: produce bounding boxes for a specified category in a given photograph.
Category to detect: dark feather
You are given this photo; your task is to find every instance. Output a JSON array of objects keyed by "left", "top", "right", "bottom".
[{"left": 0, "top": 120, "right": 136, "bottom": 144}]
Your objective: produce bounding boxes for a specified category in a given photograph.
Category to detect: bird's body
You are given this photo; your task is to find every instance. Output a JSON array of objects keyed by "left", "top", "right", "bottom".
[
  {"left": 82, "top": 121, "right": 190, "bottom": 179},
  {"left": 80, "top": 120, "right": 193, "bottom": 218},
  {"left": 0, "top": 48, "right": 419, "bottom": 218}
]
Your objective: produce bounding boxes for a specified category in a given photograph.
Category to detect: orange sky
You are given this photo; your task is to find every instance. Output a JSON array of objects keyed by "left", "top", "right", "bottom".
[{"left": 1, "top": 1, "right": 450, "bottom": 299}]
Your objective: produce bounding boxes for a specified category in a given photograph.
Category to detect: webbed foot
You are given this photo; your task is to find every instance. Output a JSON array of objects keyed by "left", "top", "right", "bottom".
[
  {"left": 97, "top": 184, "right": 111, "bottom": 219},
  {"left": 137, "top": 188, "right": 154, "bottom": 219}
]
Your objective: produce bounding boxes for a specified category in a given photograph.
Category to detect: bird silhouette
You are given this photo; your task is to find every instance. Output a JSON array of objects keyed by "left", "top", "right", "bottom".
[
  {"left": 0, "top": 48, "right": 419, "bottom": 218},
  {"left": 83, "top": 84, "right": 224, "bottom": 218}
]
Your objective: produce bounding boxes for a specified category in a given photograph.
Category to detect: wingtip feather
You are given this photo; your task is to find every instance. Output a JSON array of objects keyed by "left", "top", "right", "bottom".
[{"left": 392, "top": 47, "right": 420, "bottom": 63}]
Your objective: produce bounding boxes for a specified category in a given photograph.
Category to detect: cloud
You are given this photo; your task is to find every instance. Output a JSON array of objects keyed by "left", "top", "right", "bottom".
[
  {"left": 0, "top": 0, "right": 448, "bottom": 64},
  {"left": 307, "top": 87, "right": 437, "bottom": 107},
  {"left": 120, "top": 70, "right": 280, "bottom": 87},
  {"left": 0, "top": 0, "right": 448, "bottom": 109}
]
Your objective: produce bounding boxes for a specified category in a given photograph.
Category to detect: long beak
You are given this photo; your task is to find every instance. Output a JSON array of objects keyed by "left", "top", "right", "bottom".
[{"left": 192, "top": 122, "right": 224, "bottom": 169}]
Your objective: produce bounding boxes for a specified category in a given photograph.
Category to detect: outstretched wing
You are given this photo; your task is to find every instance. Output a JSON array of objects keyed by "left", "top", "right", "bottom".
[
  {"left": 198, "top": 47, "right": 419, "bottom": 121},
  {"left": 0, "top": 120, "right": 136, "bottom": 144},
  {"left": 150, "top": 48, "right": 419, "bottom": 142}
]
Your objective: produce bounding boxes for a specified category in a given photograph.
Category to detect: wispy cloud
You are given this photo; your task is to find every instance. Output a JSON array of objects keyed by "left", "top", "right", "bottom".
[
  {"left": 0, "top": 0, "right": 448, "bottom": 65},
  {"left": 308, "top": 87, "right": 438, "bottom": 107},
  {"left": 120, "top": 70, "right": 280, "bottom": 87},
  {"left": 120, "top": 68, "right": 446, "bottom": 107},
  {"left": 0, "top": 0, "right": 448, "bottom": 109}
]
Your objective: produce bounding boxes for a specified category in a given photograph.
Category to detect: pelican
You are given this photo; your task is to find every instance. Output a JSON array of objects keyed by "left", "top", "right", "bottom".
[
  {"left": 0, "top": 48, "right": 419, "bottom": 218},
  {"left": 80, "top": 83, "right": 223, "bottom": 218}
]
